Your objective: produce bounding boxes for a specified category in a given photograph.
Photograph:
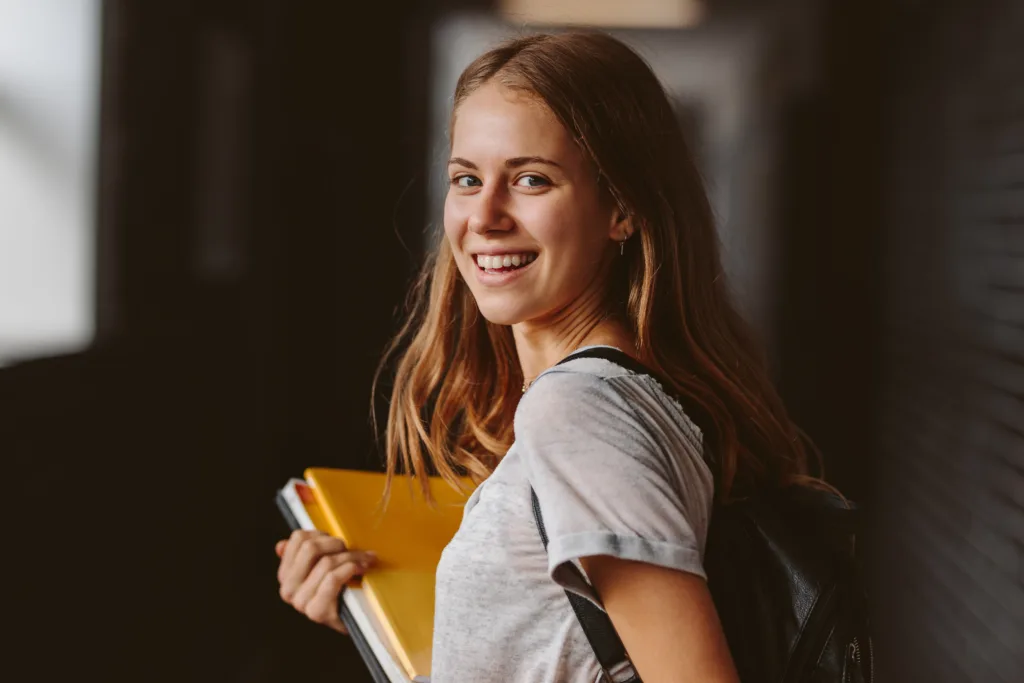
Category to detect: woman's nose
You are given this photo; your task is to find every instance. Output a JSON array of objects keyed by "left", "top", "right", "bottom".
[{"left": 467, "top": 187, "right": 513, "bottom": 234}]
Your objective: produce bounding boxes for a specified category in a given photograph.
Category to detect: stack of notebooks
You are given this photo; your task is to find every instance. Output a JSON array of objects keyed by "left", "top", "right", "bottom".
[{"left": 276, "top": 468, "right": 473, "bottom": 683}]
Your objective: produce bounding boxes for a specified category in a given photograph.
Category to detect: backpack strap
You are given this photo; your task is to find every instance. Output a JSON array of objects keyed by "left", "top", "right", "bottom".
[
  {"left": 531, "top": 488, "right": 641, "bottom": 683},
  {"left": 555, "top": 346, "right": 659, "bottom": 381},
  {"left": 528, "top": 347, "right": 650, "bottom": 683}
]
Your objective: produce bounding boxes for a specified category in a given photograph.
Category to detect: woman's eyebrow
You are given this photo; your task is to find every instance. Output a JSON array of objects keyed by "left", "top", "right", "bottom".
[
  {"left": 506, "top": 156, "right": 561, "bottom": 169},
  {"left": 447, "top": 156, "right": 562, "bottom": 170}
]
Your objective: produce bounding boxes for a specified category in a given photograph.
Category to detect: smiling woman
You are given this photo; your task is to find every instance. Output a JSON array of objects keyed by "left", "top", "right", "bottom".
[{"left": 276, "top": 30, "right": 838, "bottom": 683}]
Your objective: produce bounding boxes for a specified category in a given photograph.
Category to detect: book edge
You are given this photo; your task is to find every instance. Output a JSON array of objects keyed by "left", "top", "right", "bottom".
[{"left": 277, "top": 479, "right": 410, "bottom": 682}]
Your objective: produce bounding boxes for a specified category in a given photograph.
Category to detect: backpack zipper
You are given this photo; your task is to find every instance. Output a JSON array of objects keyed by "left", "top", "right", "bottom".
[
  {"left": 856, "top": 635, "right": 875, "bottom": 683},
  {"left": 846, "top": 635, "right": 874, "bottom": 683}
]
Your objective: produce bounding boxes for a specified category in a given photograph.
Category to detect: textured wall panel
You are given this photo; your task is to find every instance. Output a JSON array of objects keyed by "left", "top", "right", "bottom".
[{"left": 876, "top": 2, "right": 1024, "bottom": 681}]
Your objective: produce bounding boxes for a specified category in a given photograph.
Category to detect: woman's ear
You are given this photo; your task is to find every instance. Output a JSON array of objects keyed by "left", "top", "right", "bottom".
[{"left": 608, "top": 210, "right": 634, "bottom": 242}]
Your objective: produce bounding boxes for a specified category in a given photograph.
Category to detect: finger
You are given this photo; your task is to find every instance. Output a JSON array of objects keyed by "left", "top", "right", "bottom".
[
  {"left": 278, "top": 533, "right": 347, "bottom": 588},
  {"left": 304, "top": 565, "right": 358, "bottom": 634},
  {"left": 280, "top": 542, "right": 371, "bottom": 605},
  {"left": 275, "top": 540, "right": 287, "bottom": 557},
  {"left": 282, "top": 529, "right": 346, "bottom": 564},
  {"left": 283, "top": 535, "right": 350, "bottom": 590},
  {"left": 291, "top": 554, "right": 349, "bottom": 612},
  {"left": 279, "top": 530, "right": 319, "bottom": 577},
  {"left": 289, "top": 552, "right": 375, "bottom": 610}
]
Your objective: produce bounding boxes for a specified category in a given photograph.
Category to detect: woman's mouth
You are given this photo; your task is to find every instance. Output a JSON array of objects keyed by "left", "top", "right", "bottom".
[
  {"left": 471, "top": 251, "right": 538, "bottom": 285},
  {"left": 474, "top": 252, "right": 537, "bottom": 274}
]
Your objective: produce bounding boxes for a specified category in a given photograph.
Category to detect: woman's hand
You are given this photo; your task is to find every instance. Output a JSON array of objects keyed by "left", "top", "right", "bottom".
[{"left": 275, "top": 530, "right": 377, "bottom": 634}]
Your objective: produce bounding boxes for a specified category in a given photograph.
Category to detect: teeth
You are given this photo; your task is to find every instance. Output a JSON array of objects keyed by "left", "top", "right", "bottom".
[{"left": 475, "top": 253, "right": 536, "bottom": 270}]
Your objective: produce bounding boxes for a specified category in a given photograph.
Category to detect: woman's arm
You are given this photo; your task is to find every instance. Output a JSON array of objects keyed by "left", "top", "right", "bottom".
[{"left": 580, "top": 555, "right": 740, "bottom": 683}]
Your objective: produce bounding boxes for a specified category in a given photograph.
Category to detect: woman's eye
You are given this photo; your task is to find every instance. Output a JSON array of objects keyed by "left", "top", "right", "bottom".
[
  {"left": 515, "top": 174, "right": 549, "bottom": 189},
  {"left": 452, "top": 175, "right": 481, "bottom": 188}
]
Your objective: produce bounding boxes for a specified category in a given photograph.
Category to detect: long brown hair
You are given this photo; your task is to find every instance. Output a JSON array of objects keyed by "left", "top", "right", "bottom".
[{"left": 372, "top": 31, "right": 827, "bottom": 503}]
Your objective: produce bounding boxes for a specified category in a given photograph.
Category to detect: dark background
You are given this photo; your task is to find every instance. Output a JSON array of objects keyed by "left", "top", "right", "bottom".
[{"left": 2, "top": 1, "right": 1021, "bottom": 681}]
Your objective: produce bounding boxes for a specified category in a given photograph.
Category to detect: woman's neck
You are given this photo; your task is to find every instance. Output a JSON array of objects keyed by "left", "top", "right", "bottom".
[{"left": 513, "top": 315, "right": 637, "bottom": 388}]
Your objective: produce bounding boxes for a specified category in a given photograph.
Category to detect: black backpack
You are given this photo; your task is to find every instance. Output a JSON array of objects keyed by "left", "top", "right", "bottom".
[{"left": 531, "top": 347, "right": 874, "bottom": 683}]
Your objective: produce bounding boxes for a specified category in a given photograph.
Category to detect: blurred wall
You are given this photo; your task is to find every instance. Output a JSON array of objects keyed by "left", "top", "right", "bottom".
[
  {"left": 4, "top": 1, "right": 437, "bottom": 681},
  {"left": 873, "top": 1, "right": 1024, "bottom": 680}
]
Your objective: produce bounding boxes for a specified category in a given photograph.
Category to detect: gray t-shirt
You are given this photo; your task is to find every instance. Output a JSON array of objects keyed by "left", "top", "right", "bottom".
[{"left": 430, "top": 348, "right": 715, "bottom": 682}]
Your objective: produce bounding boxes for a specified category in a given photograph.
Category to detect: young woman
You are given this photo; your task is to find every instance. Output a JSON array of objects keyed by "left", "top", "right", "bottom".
[{"left": 276, "top": 31, "right": 826, "bottom": 682}]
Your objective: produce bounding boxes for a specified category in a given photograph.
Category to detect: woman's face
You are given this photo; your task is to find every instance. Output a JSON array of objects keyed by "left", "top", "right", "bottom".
[{"left": 444, "top": 81, "right": 622, "bottom": 327}]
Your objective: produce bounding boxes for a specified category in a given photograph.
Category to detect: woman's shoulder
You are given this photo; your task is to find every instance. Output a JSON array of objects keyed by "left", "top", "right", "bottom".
[
  {"left": 517, "top": 353, "right": 702, "bottom": 446},
  {"left": 513, "top": 352, "right": 710, "bottom": 495},
  {"left": 518, "top": 354, "right": 637, "bottom": 411}
]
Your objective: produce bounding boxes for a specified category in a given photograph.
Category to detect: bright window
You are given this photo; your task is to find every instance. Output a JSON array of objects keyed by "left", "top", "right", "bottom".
[{"left": 0, "top": 0, "right": 101, "bottom": 365}]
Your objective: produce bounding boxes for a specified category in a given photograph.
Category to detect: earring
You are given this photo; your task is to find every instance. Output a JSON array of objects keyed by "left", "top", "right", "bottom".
[{"left": 620, "top": 235, "right": 628, "bottom": 256}]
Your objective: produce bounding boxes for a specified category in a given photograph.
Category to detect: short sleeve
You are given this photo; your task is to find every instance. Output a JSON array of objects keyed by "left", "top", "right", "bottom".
[{"left": 514, "top": 367, "right": 714, "bottom": 604}]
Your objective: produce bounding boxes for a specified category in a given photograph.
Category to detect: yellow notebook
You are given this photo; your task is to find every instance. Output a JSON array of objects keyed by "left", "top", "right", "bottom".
[{"left": 303, "top": 468, "right": 473, "bottom": 680}]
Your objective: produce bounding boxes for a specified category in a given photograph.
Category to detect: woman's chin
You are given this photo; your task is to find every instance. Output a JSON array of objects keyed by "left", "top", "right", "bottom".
[{"left": 475, "top": 303, "right": 530, "bottom": 327}]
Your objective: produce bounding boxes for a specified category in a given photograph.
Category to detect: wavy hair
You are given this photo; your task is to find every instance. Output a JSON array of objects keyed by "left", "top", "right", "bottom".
[{"left": 372, "top": 31, "right": 828, "bottom": 503}]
